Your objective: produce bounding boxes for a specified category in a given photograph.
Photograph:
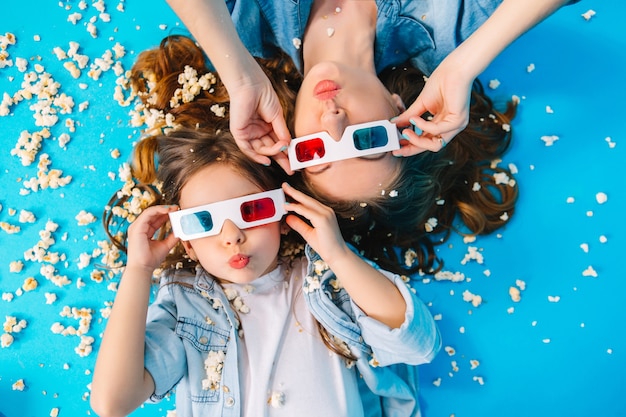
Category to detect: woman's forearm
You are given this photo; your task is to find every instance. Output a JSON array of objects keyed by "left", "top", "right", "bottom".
[
  {"left": 446, "top": 0, "right": 570, "bottom": 80},
  {"left": 165, "top": 0, "right": 261, "bottom": 89}
]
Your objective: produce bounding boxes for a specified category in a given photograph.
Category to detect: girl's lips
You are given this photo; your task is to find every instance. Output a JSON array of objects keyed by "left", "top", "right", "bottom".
[
  {"left": 313, "top": 80, "right": 340, "bottom": 100},
  {"left": 229, "top": 254, "right": 250, "bottom": 269}
]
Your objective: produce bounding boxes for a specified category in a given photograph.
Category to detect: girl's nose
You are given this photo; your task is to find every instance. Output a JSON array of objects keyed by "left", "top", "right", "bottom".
[{"left": 220, "top": 219, "right": 245, "bottom": 246}]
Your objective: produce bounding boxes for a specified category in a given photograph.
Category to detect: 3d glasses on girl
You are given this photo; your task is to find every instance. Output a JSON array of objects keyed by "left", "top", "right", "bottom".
[
  {"left": 168, "top": 189, "right": 286, "bottom": 241},
  {"left": 288, "top": 119, "right": 401, "bottom": 170}
]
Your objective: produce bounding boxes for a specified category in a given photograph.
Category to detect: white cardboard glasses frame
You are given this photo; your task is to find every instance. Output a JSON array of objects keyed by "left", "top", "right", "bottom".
[
  {"left": 168, "top": 188, "right": 286, "bottom": 241},
  {"left": 288, "top": 119, "right": 401, "bottom": 171}
]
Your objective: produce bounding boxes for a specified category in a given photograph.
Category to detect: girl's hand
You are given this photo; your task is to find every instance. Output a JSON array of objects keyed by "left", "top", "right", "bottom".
[
  {"left": 392, "top": 62, "right": 472, "bottom": 156},
  {"left": 126, "top": 205, "right": 180, "bottom": 273},
  {"left": 281, "top": 183, "right": 347, "bottom": 262},
  {"left": 229, "top": 73, "right": 293, "bottom": 175}
]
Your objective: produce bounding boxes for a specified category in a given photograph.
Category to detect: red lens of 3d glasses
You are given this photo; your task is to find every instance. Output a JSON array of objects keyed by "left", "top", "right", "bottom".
[
  {"left": 240, "top": 197, "right": 277, "bottom": 222},
  {"left": 294, "top": 137, "right": 326, "bottom": 162}
]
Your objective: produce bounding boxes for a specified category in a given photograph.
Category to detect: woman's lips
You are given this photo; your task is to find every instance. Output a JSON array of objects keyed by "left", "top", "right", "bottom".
[
  {"left": 229, "top": 254, "right": 250, "bottom": 269},
  {"left": 313, "top": 80, "right": 340, "bottom": 100}
]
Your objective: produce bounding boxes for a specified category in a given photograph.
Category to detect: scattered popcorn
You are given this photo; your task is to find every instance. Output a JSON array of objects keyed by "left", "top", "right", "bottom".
[
  {"left": 50, "top": 407, "right": 60, "bottom": 417},
  {"left": 444, "top": 346, "right": 456, "bottom": 356},
  {"left": 292, "top": 38, "right": 302, "bottom": 49},
  {"left": 19, "top": 209, "right": 37, "bottom": 223},
  {"left": 0, "top": 222, "right": 21, "bottom": 234},
  {"left": 45, "top": 293, "right": 58, "bottom": 304},
  {"left": 546, "top": 105, "right": 554, "bottom": 114},
  {"left": 582, "top": 266, "right": 598, "bottom": 278},
  {"left": 472, "top": 376, "right": 485, "bottom": 385},
  {"left": 580, "top": 243, "right": 589, "bottom": 253},
  {"left": 462, "top": 290, "right": 483, "bottom": 307},
  {"left": 432, "top": 378, "right": 442, "bottom": 387},
  {"left": 1, "top": 333, "right": 14, "bottom": 348},
  {"left": 202, "top": 350, "right": 226, "bottom": 391},
  {"left": 12, "top": 379, "right": 26, "bottom": 391},
  {"left": 327, "top": 27, "right": 335, "bottom": 37},
  {"left": 595, "top": 192, "right": 608, "bottom": 204},
  {"left": 509, "top": 286, "right": 521, "bottom": 302},
  {"left": 527, "top": 63, "right": 535, "bottom": 73},
  {"left": 75, "top": 210, "right": 97, "bottom": 226},
  {"left": 548, "top": 295, "right": 560, "bottom": 303},
  {"left": 210, "top": 104, "right": 225, "bottom": 118},
  {"left": 434, "top": 270, "right": 466, "bottom": 283},
  {"left": 605, "top": 136, "right": 616, "bottom": 148},
  {"left": 566, "top": 197, "right": 575, "bottom": 203},
  {"left": 599, "top": 235, "right": 608, "bottom": 243},
  {"left": 581, "top": 9, "right": 596, "bottom": 20},
  {"left": 463, "top": 235, "right": 476, "bottom": 244},
  {"left": 540, "top": 135, "right": 559, "bottom": 146},
  {"left": 9, "top": 260, "right": 24, "bottom": 273},
  {"left": 268, "top": 391, "right": 286, "bottom": 408},
  {"left": 424, "top": 217, "right": 438, "bottom": 232},
  {"left": 488, "top": 79, "right": 500, "bottom": 89},
  {"left": 461, "top": 246, "right": 483, "bottom": 265},
  {"left": 22, "top": 277, "right": 39, "bottom": 292}
]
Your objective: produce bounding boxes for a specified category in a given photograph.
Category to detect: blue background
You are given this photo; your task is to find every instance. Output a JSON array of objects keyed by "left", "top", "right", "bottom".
[{"left": 1, "top": 1, "right": 624, "bottom": 416}]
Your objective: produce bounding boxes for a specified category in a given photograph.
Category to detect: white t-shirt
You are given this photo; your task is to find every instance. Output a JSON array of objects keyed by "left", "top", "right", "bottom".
[{"left": 222, "top": 260, "right": 363, "bottom": 417}]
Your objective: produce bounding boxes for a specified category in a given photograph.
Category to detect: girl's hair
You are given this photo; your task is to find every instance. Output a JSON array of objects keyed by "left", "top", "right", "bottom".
[
  {"left": 299, "top": 65, "right": 518, "bottom": 275},
  {"left": 105, "top": 128, "right": 297, "bottom": 270},
  {"left": 103, "top": 35, "right": 352, "bottom": 360},
  {"left": 129, "top": 35, "right": 301, "bottom": 137},
  {"left": 115, "top": 34, "right": 517, "bottom": 279}
]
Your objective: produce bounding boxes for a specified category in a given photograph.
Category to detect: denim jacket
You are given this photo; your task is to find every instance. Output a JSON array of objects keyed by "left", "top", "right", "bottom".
[
  {"left": 223, "top": 0, "right": 503, "bottom": 75},
  {"left": 143, "top": 244, "right": 440, "bottom": 417}
]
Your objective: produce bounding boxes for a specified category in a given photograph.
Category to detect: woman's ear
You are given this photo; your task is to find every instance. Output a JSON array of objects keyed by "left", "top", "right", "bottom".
[
  {"left": 391, "top": 93, "right": 406, "bottom": 113},
  {"left": 280, "top": 221, "right": 291, "bottom": 235},
  {"left": 181, "top": 240, "right": 198, "bottom": 261}
]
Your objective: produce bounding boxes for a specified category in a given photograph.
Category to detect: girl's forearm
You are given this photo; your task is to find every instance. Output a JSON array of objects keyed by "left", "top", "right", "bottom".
[
  {"left": 327, "top": 249, "right": 407, "bottom": 329},
  {"left": 90, "top": 266, "right": 156, "bottom": 417},
  {"left": 165, "top": 0, "right": 261, "bottom": 89},
  {"left": 446, "top": 0, "right": 570, "bottom": 81}
]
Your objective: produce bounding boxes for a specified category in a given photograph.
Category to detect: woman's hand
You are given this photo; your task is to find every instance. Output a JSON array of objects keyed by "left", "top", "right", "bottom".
[
  {"left": 392, "top": 62, "right": 472, "bottom": 156},
  {"left": 229, "top": 73, "right": 293, "bottom": 174},
  {"left": 165, "top": 0, "right": 293, "bottom": 174},
  {"left": 126, "top": 205, "right": 180, "bottom": 273},
  {"left": 281, "top": 183, "right": 347, "bottom": 262}
]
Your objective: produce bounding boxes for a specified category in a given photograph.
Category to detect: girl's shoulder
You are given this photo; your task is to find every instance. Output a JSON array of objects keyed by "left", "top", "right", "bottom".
[
  {"left": 156, "top": 266, "right": 218, "bottom": 296},
  {"left": 158, "top": 266, "right": 197, "bottom": 285}
]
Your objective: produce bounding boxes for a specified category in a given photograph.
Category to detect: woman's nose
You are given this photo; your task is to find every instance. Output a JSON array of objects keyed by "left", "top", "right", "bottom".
[
  {"left": 220, "top": 219, "right": 245, "bottom": 246},
  {"left": 321, "top": 104, "right": 347, "bottom": 142}
]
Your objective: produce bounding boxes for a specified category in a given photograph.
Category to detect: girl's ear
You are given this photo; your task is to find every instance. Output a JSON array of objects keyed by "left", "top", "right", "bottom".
[
  {"left": 181, "top": 240, "right": 198, "bottom": 261},
  {"left": 391, "top": 93, "right": 406, "bottom": 113}
]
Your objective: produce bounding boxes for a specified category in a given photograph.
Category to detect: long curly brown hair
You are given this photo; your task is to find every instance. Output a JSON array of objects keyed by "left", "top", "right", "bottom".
[
  {"left": 300, "top": 65, "right": 518, "bottom": 275},
  {"left": 115, "top": 34, "right": 518, "bottom": 277}
]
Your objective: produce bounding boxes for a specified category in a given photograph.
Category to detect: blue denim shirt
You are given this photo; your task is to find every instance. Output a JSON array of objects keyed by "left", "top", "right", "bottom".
[
  {"left": 224, "top": 0, "right": 503, "bottom": 75},
  {"left": 143, "top": 244, "right": 440, "bottom": 417}
]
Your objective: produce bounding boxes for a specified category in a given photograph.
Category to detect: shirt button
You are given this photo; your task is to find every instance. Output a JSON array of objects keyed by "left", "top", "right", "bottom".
[
  {"left": 225, "top": 396, "right": 235, "bottom": 407},
  {"left": 198, "top": 336, "right": 208, "bottom": 344}
]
